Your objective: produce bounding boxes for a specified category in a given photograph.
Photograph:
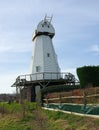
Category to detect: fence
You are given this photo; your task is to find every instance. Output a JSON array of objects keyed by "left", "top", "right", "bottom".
[{"left": 43, "top": 87, "right": 99, "bottom": 115}]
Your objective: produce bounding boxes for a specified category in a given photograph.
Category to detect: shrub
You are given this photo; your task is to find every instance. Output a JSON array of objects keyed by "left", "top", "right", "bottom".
[{"left": 77, "top": 66, "right": 99, "bottom": 87}]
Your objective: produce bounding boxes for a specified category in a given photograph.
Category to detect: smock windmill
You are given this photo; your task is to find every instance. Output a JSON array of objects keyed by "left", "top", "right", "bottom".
[
  {"left": 30, "top": 15, "right": 60, "bottom": 80},
  {"left": 11, "top": 16, "right": 76, "bottom": 102}
]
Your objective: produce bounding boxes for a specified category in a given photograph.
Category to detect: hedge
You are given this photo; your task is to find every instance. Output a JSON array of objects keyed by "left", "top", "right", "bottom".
[
  {"left": 77, "top": 66, "right": 99, "bottom": 87},
  {"left": 41, "top": 85, "right": 80, "bottom": 95}
]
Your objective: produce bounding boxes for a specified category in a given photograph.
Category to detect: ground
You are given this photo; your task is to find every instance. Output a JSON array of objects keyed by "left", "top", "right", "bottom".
[{"left": 0, "top": 102, "right": 99, "bottom": 130}]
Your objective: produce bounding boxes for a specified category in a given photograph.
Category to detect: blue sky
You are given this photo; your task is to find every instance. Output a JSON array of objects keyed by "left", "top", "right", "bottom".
[{"left": 0, "top": 0, "right": 99, "bottom": 93}]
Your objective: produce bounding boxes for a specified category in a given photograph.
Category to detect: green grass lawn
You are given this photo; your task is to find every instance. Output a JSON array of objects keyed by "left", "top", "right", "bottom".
[{"left": 0, "top": 102, "right": 99, "bottom": 130}]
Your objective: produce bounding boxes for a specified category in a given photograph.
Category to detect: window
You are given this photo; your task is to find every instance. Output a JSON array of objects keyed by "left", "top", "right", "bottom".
[
  {"left": 47, "top": 53, "right": 50, "bottom": 57},
  {"left": 36, "top": 66, "right": 40, "bottom": 72}
]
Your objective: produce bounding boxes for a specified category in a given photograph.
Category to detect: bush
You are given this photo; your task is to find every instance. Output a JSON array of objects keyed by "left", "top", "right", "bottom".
[
  {"left": 41, "top": 85, "right": 80, "bottom": 96},
  {"left": 77, "top": 66, "right": 99, "bottom": 87}
]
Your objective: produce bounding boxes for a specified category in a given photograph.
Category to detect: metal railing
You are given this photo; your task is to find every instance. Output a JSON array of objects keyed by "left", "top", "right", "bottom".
[{"left": 16, "top": 72, "right": 78, "bottom": 84}]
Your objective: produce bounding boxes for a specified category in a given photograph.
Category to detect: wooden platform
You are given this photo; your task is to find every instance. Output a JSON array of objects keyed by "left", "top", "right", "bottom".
[
  {"left": 11, "top": 72, "right": 79, "bottom": 102},
  {"left": 11, "top": 72, "right": 78, "bottom": 88}
]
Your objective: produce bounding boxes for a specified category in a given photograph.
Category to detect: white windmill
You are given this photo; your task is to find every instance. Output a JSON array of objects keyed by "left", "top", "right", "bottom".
[
  {"left": 11, "top": 16, "right": 77, "bottom": 102},
  {"left": 30, "top": 16, "right": 61, "bottom": 80}
]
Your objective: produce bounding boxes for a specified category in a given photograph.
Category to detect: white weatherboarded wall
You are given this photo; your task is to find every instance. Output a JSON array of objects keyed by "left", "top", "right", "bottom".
[{"left": 30, "top": 18, "right": 60, "bottom": 80}]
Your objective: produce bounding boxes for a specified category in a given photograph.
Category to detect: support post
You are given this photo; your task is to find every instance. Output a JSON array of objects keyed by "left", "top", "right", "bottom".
[{"left": 27, "top": 86, "right": 32, "bottom": 102}]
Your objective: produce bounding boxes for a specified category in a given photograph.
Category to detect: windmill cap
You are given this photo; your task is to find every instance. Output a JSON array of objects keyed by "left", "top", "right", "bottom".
[{"left": 32, "top": 17, "right": 55, "bottom": 41}]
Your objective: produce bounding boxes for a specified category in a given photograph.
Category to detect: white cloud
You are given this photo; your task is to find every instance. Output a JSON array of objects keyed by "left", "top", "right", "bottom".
[
  {"left": 89, "top": 44, "right": 99, "bottom": 53},
  {"left": 0, "top": 42, "right": 32, "bottom": 53},
  {"left": 0, "top": 31, "right": 32, "bottom": 53},
  {"left": 0, "top": 74, "right": 17, "bottom": 93},
  {"left": 0, "top": 46, "right": 12, "bottom": 53}
]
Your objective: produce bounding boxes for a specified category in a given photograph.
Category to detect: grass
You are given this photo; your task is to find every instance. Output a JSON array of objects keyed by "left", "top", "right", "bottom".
[
  {"left": 43, "top": 109, "right": 99, "bottom": 130},
  {"left": 0, "top": 102, "right": 99, "bottom": 130},
  {"left": 0, "top": 102, "right": 36, "bottom": 130}
]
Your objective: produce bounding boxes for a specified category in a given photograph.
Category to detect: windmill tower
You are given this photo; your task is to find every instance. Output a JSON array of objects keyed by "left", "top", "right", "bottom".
[{"left": 30, "top": 16, "right": 60, "bottom": 80}]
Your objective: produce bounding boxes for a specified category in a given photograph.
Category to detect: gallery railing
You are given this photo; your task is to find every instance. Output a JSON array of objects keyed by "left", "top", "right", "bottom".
[{"left": 15, "top": 72, "right": 78, "bottom": 85}]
